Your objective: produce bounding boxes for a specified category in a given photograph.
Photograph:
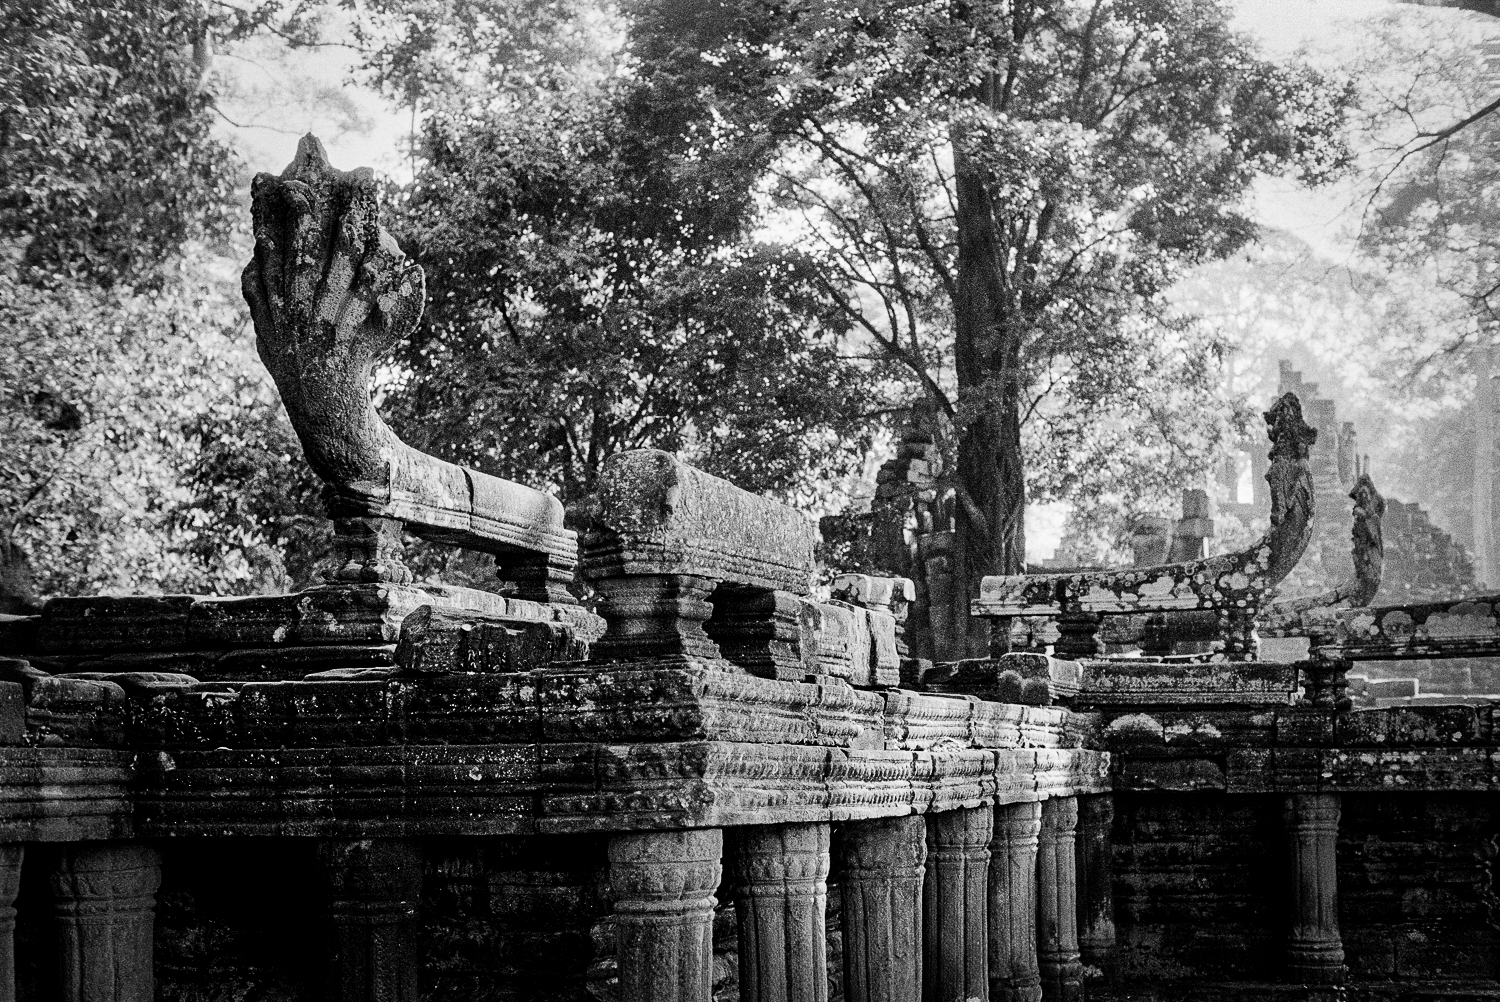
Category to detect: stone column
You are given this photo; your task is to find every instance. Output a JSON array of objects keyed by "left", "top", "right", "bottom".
[
  {"left": 319, "top": 838, "right": 424, "bottom": 1002},
  {"left": 989, "top": 802, "right": 1041, "bottom": 1002},
  {"left": 730, "top": 822, "right": 831, "bottom": 1002},
  {"left": 609, "top": 828, "right": 723, "bottom": 1002},
  {"left": 0, "top": 845, "right": 20, "bottom": 1002},
  {"left": 924, "top": 806, "right": 992, "bottom": 1002},
  {"left": 1285, "top": 794, "right": 1344, "bottom": 984},
  {"left": 840, "top": 814, "right": 926, "bottom": 1002},
  {"left": 49, "top": 841, "right": 162, "bottom": 1002},
  {"left": 1036, "top": 798, "right": 1083, "bottom": 1002},
  {"left": 1075, "top": 794, "right": 1116, "bottom": 979}
]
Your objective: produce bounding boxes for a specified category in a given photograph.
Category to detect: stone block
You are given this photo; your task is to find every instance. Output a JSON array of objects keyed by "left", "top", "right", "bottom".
[
  {"left": 1001, "top": 652, "right": 1083, "bottom": 703},
  {"left": 1367, "top": 678, "right": 1419, "bottom": 699},
  {"left": 394, "top": 606, "right": 585, "bottom": 675},
  {"left": 572, "top": 450, "right": 815, "bottom": 594}
]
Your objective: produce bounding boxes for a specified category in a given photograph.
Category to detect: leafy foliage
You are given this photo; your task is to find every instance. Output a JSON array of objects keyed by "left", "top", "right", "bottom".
[
  {"left": 381, "top": 67, "right": 891, "bottom": 505},
  {"left": 620, "top": 0, "right": 1352, "bottom": 561},
  {"left": 0, "top": 0, "right": 250, "bottom": 286}
]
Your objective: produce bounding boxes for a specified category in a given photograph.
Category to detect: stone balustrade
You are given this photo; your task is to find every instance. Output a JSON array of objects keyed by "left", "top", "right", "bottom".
[{"left": 0, "top": 138, "right": 1493, "bottom": 1000}]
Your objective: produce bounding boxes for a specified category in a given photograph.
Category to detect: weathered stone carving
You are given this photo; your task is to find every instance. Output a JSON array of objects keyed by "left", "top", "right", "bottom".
[
  {"left": 839, "top": 814, "right": 927, "bottom": 1002},
  {"left": 1036, "top": 797, "right": 1083, "bottom": 1002},
  {"left": 1284, "top": 794, "right": 1344, "bottom": 985},
  {"left": 924, "top": 805, "right": 993, "bottom": 1002},
  {"left": 1261, "top": 466, "right": 1386, "bottom": 636},
  {"left": 989, "top": 801, "right": 1042, "bottom": 1002},
  {"left": 570, "top": 449, "right": 817, "bottom": 664},
  {"left": 242, "top": 135, "right": 576, "bottom": 588},
  {"left": 729, "top": 821, "right": 831, "bottom": 1002},
  {"left": 608, "top": 828, "right": 722, "bottom": 1002},
  {"left": 49, "top": 842, "right": 162, "bottom": 1002},
  {"left": 319, "top": 838, "right": 422, "bottom": 1002},
  {"left": 1074, "top": 794, "right": 1116, "bottom": 979},
  {"left": 974, "top": 393, "right": 1318, "bottom": 659}
]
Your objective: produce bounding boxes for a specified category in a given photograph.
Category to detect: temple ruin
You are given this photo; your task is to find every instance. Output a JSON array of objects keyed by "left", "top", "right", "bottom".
[{"left": 0, "top": 137, "right": 1497, "bottom": 1002}]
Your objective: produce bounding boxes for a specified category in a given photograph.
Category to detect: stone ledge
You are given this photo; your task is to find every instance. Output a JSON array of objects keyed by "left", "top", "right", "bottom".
[
  {"left": 112, "top": 663, "right": 1093, "bottom": 753},
  {"left": 131, "top": 741, "right": 1109, "bottom": 836},
  {"left": 29, "top": 584, "right": 601, "bottom": 655},
  {"left": 0, "top": 746, "right": 134, "bottom": 841},
  {"left": 1111, "top": 746, "right": 1500, "bottom": 793}
]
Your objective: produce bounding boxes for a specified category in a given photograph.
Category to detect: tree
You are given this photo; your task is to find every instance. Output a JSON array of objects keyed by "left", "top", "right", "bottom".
[
  {"left": 619, "top": 0, "right": 1350, "bottom": 658},
  {"left": 384, "top": 91, "right": 892, "bottom": 505},
  {"left": 0, "top": 0, "right": 249, "bottom": 286},
  {"left": 0, "top": 0, "right": 327, "bottom": 602}
]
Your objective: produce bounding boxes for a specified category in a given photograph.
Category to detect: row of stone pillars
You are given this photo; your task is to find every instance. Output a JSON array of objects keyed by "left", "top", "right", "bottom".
[
  {"left": 609, "top": 794, "right": 1115, "bottom": 1002},
  {"left": 0, "top": 793, "right": 1339, "bottom": 1000}
]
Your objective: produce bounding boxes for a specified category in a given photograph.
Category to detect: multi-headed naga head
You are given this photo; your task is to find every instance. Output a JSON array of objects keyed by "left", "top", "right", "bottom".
[
  {"left": 241, "top": 135, "right": 423, "bottom": 504},
  {"left": 241, "top": 136, "right": 575, "bottom": 590}
]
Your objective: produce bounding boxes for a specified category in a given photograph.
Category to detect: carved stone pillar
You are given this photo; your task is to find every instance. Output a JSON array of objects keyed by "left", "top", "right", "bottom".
[
  {"left": 609, "top": 828, "right": 723, "bottom": 1002},
  {"left": 1036, "top": 798, "right": 1083, "bottom": 1002},
  {"left": 1285, "top": 794, "right": 1344, "bottom": 984},
  {"left": 924, "top": 806, "right": 992, "bottom": 1002},
  {"left": 730, "top": 822, "right": 831, "bottom": 1002},
  {"left": 319, "top": 838, "right": 423, "bottom": 1002},
  {"left": 49, "top": 842, "right": 162, "bottom": 1002},
  {"left": 1075, "top": 794, "right": 1116, "bottom": 979},
  {"left": 840, "top": 814, "right": 926, "bottom": 1002},
  {"left": 590, "top": 573, "right": 722, "bottom": 663},
  {"left": 0, "top": 845, "right": 20, "bottom": 1002},
  {"left": 989, "top": 802, "right": 1041, "bottom": 1002}
]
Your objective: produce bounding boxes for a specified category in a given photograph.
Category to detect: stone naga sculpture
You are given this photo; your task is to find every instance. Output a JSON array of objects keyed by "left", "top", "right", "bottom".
[
  {"left": 972, "top": 392, "right": 1318, "bottom": 659},
  {"left": 1262, "top": 461, "right": 1386, "bottom": 635},
  {"left": 242, "top": 135, "right": 575, "bottom": 594}
]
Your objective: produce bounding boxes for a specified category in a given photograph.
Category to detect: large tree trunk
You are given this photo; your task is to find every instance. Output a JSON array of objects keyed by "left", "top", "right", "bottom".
[{"left": 950, "top": 136, "right": 1027, "bottom": 659}]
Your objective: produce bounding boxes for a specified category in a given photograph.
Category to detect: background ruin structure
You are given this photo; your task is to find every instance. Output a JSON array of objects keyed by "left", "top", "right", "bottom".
[{"left": 0, "top": 140, "right": 1498, "bottom": 1002}]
